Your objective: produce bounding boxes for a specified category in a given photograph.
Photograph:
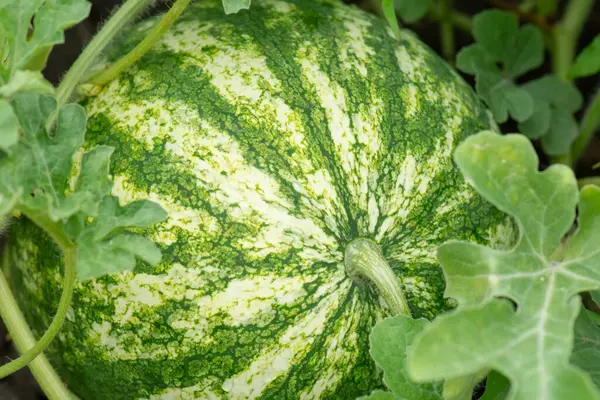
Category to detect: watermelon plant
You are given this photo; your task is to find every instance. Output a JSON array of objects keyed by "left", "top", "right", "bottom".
[{"left": 0, "top": 0, "right": 599, "bottom": 399}]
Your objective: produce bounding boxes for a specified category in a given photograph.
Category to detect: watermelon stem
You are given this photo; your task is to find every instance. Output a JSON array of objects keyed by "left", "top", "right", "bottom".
[{"left": 344, "top": 238, "right": 412, "bottom": 317}]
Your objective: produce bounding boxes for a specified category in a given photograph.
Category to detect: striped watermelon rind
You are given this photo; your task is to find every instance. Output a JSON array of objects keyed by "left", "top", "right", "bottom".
[{"left": 7, "top": 0, "right": 514, "bottom": 399}]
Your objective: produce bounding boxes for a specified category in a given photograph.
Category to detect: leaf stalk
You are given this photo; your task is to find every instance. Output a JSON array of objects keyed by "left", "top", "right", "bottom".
[
  {"left": 55, "top": 0, "right": 153, "bottom": 107},
  {"left": 85, "top": 0, "right": 193, "bottom": 88}
]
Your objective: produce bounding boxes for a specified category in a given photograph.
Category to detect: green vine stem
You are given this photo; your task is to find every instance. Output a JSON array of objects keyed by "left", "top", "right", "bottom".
[
  {"left": 571, "top": 90, "right": 600, "bottom": 163},
  {"left": 0, "top": 248, "right": 76, "bottom": 378},
  {"left": 552, "top": 0, "right": 594, "bottom": 81},
  {"left": 345, "top": 238, "right": 411, "bottom": 316},
  {"left": 0, "top": 209, "right": 76, "bottom": 399},
  {"left": 86, "top": 0, "right": 192, "bottom": 88},
  {"left": 55, "top": 0, "right": 153, "bottom": 107},
  {"left": 0, "top": 252, "right": 76, "bottom": 399},
  {"left": 439, "top": 0, "right": 455, "bottom": 62}
]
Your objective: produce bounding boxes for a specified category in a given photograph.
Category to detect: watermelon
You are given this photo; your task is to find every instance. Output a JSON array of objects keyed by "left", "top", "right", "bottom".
[{"left": 5, "top": 0, "right": 514, "bottom": 398}]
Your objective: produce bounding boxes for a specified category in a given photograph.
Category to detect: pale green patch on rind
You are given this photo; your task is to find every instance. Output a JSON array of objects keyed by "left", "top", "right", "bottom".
[
  {"left": 297, "top": 42, "right": 383, "bottom": 235},
  {"left": 90, "top": 97, "right": 340, "bottom": 263}
]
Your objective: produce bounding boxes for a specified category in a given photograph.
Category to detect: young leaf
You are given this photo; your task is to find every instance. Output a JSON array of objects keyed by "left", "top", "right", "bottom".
[
  {"left": 393, "top": 0, "right": 432, "bottom": 23},
  {"left": 571, "top": 309, "right": 600, "bottom": 388},
  {"left": 522, "top": 74, "right": 583, "bottom": 113},
  {"left": 0, "top": 0, "right": 90, "bottom": 80},
  {"left": 541, "top": 109, "right": 579, "bottom": 156},
  {"left": 517, "top": 100, "right": 551, "bottom": 140},
  {"left": 472, "top": 10, "right": 518, "bottom": 62},
  {"left": 408, "top": 131, "right": 600, "bottom": 400},
  {"left": 456, "top": 44, "right": 499, "bottom": 75},
  {"left": 222, "top": 0, "right": 250, "bottom": 14},
  {"left": 504, "top": 24, "right": 544, "bottom": 77},
  {"left": 475, "top": 72, "right": 534, "bottom": 123},
  {"left": 569, "top": 35, "right": 600, "bottom": 79},
  {"left": 457, "top": 11, "right": 544, "bottom": 124},
  {"left": 518, "top": 75, "right": 583, "bottom": 154},
  {"left": 360, "top": 316, "right": 442, "bottom": 400}
]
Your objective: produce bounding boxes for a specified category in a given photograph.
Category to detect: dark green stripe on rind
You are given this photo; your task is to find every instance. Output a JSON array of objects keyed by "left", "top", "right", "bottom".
[{"left": 7, "top": 0, "right": 514, "bottom": 399}]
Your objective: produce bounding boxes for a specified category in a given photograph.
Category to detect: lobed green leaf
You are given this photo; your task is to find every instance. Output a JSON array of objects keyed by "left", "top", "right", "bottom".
[
  {"left": 456, "top": 44, "right": 498, "bottom": 75},
  {"left": 73, "top": 195, "right": 167, "bottom": 279},
  {"left": 517, "top": 75, "right": 583, "bottom": 155},
  {"left": 77, "top": 232, "right": 162, "bottom": 280},
  {"left": 1, "top": 93, "right": 89, "bottom": 220},
  {"left": 457, "top": 10, "right": 545, "bottom": 126},
  {"left": 0, "top": 0, "right": 90, "bottom": 80},
  {"left": 475, "top": 72, "right": 534, "bottom": 123},
  {"left": 89, "top": 196, "right": 168, "bottom": 240},
  {"left": 0, "top": 92, "right": 167, "bottom": 279},
  {"left": 517, "top": 99, "right": 551, "bottom": 140},
  {"left": 522, "top": 75, "right": 583, "bottom": 113},
  {"left": 472, "top": 10, "right": 518, "bottom": 63},
  {"left": 503, "top": 24, "right": 544, "bottom": 77},
  {"left": 360, "top": 316, "right": 442, "bottom": 400},
  {"left": 408, "top": 131, "right": 600, "bottom": 400}
]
